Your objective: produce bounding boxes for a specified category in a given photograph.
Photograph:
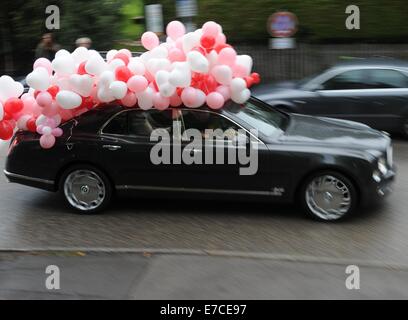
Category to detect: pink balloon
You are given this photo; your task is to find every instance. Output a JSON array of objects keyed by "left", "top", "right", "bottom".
[
  {"left": 42, "top": 102, "right": 59, "bottom": 117},
  {"left": 36, "top": 92, "right": 52, "bottom": 108},
  {"left": 166, "top": 21, "right": 186, "bottom": 40},
  {"left": 121, "top": 92, "right": 137, "bottom": 107},
  {"left": 40, "top": 134, "right": 55, "bottom": 149},
  {"left": 168, "top": 48, "right": 185, "bottom": 62},
  {"left": 169, "top": 93, "right": 182, "bottom": 107},
  {"left": 216, "top": 33, "right": 226, "bottom": 45},
  {"left": 232, "top": 63, "right": 248, "bottom": 78},
  {"left": 118, "top": 48, "right": 132, "bottom": 58},
  {"left": 181, "top": 87, "right": 197, "bottom": 106},
  {"left": 218, "top": 47, "right": 236, "bottom": 66},
  {"left": 202, "top": 21, "right": 219, "bottom": 37},
  {"left": 31, "top": 103, "right": 43, "bottom": 117},
  {"left": 33, "top": 58, "right": 52, "bottom": 75},
  {"left": 141, "top": 32, "right": 159, "bottom": 50},
  {"left": 52, "top": 128, "right": 63, "bottom": 137},
  {"left": 216, "top": 85, "right": 231, "bottom": 101},
  {"left": 127, "top": 75, "right": 148, "bottom": 93},
  {"left": 153, "top": 93, "right": 170, "bottom": 110},
  {"left": 36, "top": 125, "right": 44, "bottom": 134},
  {"left": 175, "top": 38, "right": 184, "bottom": 51},
  {"left": 206, "top": 92, "right": 224, "bottom": 109}
]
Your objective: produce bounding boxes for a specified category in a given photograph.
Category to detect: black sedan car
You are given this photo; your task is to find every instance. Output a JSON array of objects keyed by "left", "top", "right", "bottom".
[
  {"left": 4, "top": 97, "right": 395, "bottom": 221},
  {"left": 253, "top": 58, "right": 408, "bottom": 137}
]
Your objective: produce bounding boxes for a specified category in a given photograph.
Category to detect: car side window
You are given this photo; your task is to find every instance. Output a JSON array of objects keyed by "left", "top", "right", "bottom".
[
  {"left": 128, "top": 110, "right": 174, "bottom": 137},
  {"left": 102, "top": 111, "right": 127, "bottom": 135},
  {"left": 322, "top": 69, "right": 368, "bottom": 90},
  {"left": 367, "top": 69, "right": 408, "bottom": 88},
  {"left": 181, "top": 110, "right": 241, "bottom": 141}
]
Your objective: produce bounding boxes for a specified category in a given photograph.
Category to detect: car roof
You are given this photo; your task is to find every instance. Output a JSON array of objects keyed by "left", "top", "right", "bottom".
[{"left": 330, "top": 57, "right": 408, "bottom": 70}]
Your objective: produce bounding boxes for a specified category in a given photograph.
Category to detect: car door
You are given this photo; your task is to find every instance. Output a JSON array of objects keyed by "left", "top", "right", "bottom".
[
  {"left": 179, "top": 109, "right": 271, "bottom": 193},
  {"left": 306, "top": 69, "right": 371, "bottom": 122},
  {"left": 98, "top": 108, "right": 186, "bottom": 189},
  {"left": 357, "top": 68, "right": 408, "bottom": 131}
]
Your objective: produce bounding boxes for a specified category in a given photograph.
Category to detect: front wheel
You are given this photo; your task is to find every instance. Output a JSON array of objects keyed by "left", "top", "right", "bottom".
[
  {"left": 59, "top": 165, "right": 112, "bottom": 214},
  {"left": 299, "top": 171, "right": 358, "bottom": 222}
]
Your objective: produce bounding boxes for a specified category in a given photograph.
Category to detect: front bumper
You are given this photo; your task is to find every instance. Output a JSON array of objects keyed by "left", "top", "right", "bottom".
[{"left": 362, "top": 167, "right": 395, "bottom": 206}]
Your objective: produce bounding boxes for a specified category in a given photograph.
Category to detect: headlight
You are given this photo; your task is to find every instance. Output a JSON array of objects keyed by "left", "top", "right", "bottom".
[{"left": 378, "top": 157, "right": 388, "bottom": 175}]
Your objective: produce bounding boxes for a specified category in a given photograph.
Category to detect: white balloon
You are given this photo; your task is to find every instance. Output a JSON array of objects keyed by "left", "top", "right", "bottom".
[
  {"left": 0, "top": 102, "right": 3, "bottom": 121},
  {"left": 192, "top": 89, "right": 206, "bottom": 108},
  {"left": 230, "top": 78, "right": 247, "bottom": 95},
  {"left": 98, "top": 71, "right": 115, "bottom": 88},
  {"left": 26, "top": 67, "right": 50, "bottom": 91},
  {"left": 231, "top": 88, "right": 250, "bottom": 104},
  {"left": 137, "top": 87, "right": 154, "bottom": 110},
  {"left": 183, "top": 32, "right": 200, "bottom": 53},
  {"left": 211, "top": 65, "right": 232, "bottom": 85},
  {"left": 0, "top": 76, "right": 24, "bottom": 102},
  {"left": 55, "top": 49, "right": 71, "bottom": 58},
  {"left": 128, "top": 59, "right": 145, "bottom": 76},
  {"left": 108, "top": 58, "right": 125, "bottom": 72},
  {"left": 97, "top": 87, "right": 115, "bottom": 103},
  {"left": 150, "top": 46, "right": 168, "bottom": 59},
  {"left": 52, "top": 55, "right": 76, "bottom": 75},
  {"left": 236, "top": 55, "right": 253, "bottom": 76},
  {"left": 109, "top": 81, "right": 128, "bottom": 99},
  {"left": 168, "top": 62, "right": 190, "bottom": 88},
  {"left": 56, "top": 90, "right": 82, "bottom": 109},
  {"left": 159, "top": 83, "right": 176, "bottom": 98},
  {"left": 69, "top": 74, "right": 94, "bottom": 97},
  {"left": 106, "top": 49, "right": 118, "bottom": 62},
  {"left": 155, "top": 70, "right": 170, "bottom": 86},
  {"left": 17, "top": 114, "right": 31, "bottom": 130},
  {"left": 85, "top": 54, "right": 107, "bottom": 76},
  {"left": 187, "top": 51, "right": 209, "bottom": 74},
  {"left": 71, "top": 47, "right": 90, "bottom": 64},
  {"left": 35, "top": 114, "right": 48, "bottom": 126},
  {"left": 147, "top": 58, "right": 171, "bottom": 75}
]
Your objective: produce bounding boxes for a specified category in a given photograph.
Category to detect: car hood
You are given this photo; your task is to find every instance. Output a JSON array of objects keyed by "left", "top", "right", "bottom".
[
  {"left": 281, "top": 113, "right": 390, "bottom": 152},
  {"left": 252, "top": 82, "right": 312, "bottom": 101}
]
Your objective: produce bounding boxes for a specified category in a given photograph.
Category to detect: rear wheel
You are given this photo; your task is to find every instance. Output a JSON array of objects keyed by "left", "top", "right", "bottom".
[
  {"left": 59, "top": 165, "right": 112, "bottom": 213},
  {"left": 299, "top": 171, "right": 357, "bottom": 222}
]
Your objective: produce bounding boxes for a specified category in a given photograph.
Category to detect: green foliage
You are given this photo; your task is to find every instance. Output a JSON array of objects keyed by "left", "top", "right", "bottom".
[
  {"left": 150, "top": 0, "right": 408, "bottom": 43},
  {"left": 121, "top": 0, "right": 144, "bottom": 40}
]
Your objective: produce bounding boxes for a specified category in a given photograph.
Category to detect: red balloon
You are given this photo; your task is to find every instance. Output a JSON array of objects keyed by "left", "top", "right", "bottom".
[
  {"left": 77, "top": 62, "right": 87, "bottom": 75},
  {"left": 3, "top": 112, "right": 12, "bottom": 120},
  {"left": 0, "top": 121, "right": 14, "bottom": 140},
  {"left": 113, "top": 52, "right": 130, "bottom": 65},
  {"left": 176, "top": 87, "right": 183, "bottom": 97},
  {"left": 80, "top": 96, "right": 94, "bottom": 110},
  {"left": 47, "top": 85, "right": 60, "bottom": 98},
  {"left": 251, "top": 72, "right": 261, "bottom": 84},
  {"left": 27, "top": 118, "right": 37, "bottom": 132},
  {"left": 244, "top": 76, "right": 254, "bottom": 88},
  {"left": 115, "top": 66, "right": 132, "bottom": 82},
  {"left": 4, "top": 98, "right": 24, "bottom": 114},
  {"left": 200, "top": 35, "right": 215, "bottom": 50}
]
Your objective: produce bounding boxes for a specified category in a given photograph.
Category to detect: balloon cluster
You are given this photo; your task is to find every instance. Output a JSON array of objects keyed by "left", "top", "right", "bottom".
[{"left": 0, "top": 21, "right": 260, "bottom": 149}]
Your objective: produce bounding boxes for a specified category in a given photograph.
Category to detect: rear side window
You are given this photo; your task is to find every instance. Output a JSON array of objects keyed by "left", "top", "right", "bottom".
[
  {"left": 367, "top": 69, "right": 408, "bottom": 88},
  {"left": 102, "top": 112, "right": 127, "bottom": 135},
  {"left": 128, "top": 110, "right": 174, "bottom": 137},
  {"left": 322, "top": 70, "right": 368, "bottom": 90}
]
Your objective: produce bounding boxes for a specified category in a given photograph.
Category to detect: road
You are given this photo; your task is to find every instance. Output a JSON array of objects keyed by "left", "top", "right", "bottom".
[{"left": 0, "top": 139, "right": 408, "bottom": 299}]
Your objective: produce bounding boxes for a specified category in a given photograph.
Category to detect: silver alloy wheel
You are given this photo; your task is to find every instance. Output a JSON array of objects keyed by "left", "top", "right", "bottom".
[
  {"left": 305, "top": 175, "right": 351, "bottom": 221},
  {"left": 64, "top": 170, "right": 105, "bottom": 211}
]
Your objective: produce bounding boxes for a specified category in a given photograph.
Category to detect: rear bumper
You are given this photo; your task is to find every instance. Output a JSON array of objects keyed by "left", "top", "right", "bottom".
[{"left": 3, "top": 170, "right": 56, "bottom": 191}]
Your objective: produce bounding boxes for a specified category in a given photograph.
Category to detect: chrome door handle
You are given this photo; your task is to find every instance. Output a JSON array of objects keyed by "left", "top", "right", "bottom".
[{"left": 103, "top": 144, "right": 121, "bottom": 151}]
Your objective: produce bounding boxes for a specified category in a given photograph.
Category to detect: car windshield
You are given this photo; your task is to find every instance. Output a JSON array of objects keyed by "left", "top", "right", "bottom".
[{"left": 231, "top": 99, "right": 289, "bottom": 138}]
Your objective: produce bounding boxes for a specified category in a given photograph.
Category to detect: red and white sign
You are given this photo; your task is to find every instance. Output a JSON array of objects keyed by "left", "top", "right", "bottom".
[{"left": 267, "top": 11, "right": 298, "bottom": 38}]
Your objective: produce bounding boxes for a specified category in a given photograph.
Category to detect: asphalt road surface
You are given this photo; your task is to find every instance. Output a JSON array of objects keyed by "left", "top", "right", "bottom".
[{"left": 1, "top": 138, "right": 408, "bottom": 299}]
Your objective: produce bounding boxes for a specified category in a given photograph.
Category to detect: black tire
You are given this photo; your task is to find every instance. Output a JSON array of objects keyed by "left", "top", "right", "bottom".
[
  {"left": 59, "top": 164, "right": 112, "bottom": 214},
  {"left": 298, "top": 170, "right": 358, "bottom": 222}
]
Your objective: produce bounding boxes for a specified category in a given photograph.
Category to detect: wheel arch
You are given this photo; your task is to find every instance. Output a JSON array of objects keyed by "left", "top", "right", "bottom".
[{"left": 294, "top": 165, "right": 361, "bottom": 205}]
